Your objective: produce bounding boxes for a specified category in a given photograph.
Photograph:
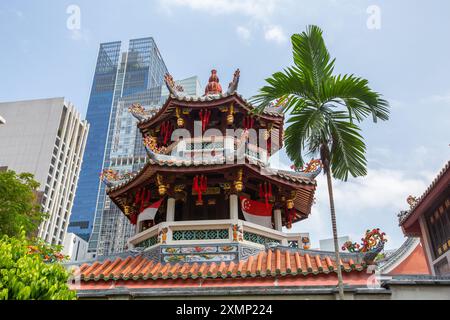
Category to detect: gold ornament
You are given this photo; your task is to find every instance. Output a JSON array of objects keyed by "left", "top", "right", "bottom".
[
  {"left": 157, "top": 174, "right": 167, "bottom": 196},
  {"left": 234, "top": 169, "right": 244, "bottom": 192},
  {"left": 287, "top": 199, "right": 294, "bottom": 209},
  {"left": 176, "top": 107, "right": 184, "bottom": 127},
  {"left": 227, "top": 103, "right": 234, "bottom": 125}
]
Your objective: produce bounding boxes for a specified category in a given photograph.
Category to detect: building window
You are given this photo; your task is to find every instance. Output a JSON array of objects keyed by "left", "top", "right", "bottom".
[
  {"left": 434, "top": 257, "right": 450, "bottom": 276},
  {"left": 426, "top": 198, "right": 450, "bottom": 260}
]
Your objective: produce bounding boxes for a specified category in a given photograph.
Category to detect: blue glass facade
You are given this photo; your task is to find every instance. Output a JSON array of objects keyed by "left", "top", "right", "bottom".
[
  {"left": 69, "top": 42, "right": 121, "bottom": 241},
  {"left": 70, "top": 37, "right": 168, "bottom": 255}
]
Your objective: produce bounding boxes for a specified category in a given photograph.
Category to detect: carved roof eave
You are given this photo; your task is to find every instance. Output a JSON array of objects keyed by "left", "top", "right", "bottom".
[
  {"left": 108, "top": 159, "right": 316, "bottom": 198},
  {"left": 106, "top": 157, "right": 317, "bottom": 222},
  {"left": 399, "top": 160, "right": 450, "bottom": 229},
  {"left": 137, "top": 92, "right": 284, "bottom": 132}
]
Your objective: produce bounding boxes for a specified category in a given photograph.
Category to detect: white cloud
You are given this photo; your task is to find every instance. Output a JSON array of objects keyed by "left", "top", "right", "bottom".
[
  {"left": 159, "top": 0, "right": 286, "bottom": 43},
  {"left": 420, "top": 93, "right": 450, "bottom": 104},
  {"left": 291, "top": 168, "right": 428, "bottom": 249},
  {"left": 14, "top": 10, "right": 24, "bottom": 18},
  {"left": 160, "top": 0, "right": 277, "bottom": 20},
  {"left": 69, "top": 29, "right": 90, "bottom": 43},
  {"left": 236, "top": 26, "right": 251, "bottom": 42},
  {"left": 264, "top": 25, "right": 288, "bottom": 44}
]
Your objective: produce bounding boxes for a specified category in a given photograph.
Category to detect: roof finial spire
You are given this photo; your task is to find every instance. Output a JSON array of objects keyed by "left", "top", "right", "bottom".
[{"left": 205, "top": 69, "right": 223, "bottom": 95}]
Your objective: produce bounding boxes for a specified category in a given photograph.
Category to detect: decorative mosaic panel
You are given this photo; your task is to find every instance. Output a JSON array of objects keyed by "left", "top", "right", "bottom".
[
  {"left": 160, "top": 244, "right": 239, "bottom": 264},
  {"left": 172, "top": 229, "right": 229, "bottom": 241},
  {"left": 187, "top": 142, "right": 224, "bottom": 151},
  {"left": 163, "top": 254, "right": 236, "bottom": 263},
  {"left": 136, "top": 235, "right": 158, "bottom": 248},
  {"left": 240, "top": 245, "right": 263, "bottom": 260},
  {"left": 243, "top": 232, "right": 280, "bottom": 245}
]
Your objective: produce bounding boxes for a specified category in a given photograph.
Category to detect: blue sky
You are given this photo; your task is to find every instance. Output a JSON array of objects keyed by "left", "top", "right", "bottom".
[{"left": 1, "top": 0, "right": 449, "bottom": 249}]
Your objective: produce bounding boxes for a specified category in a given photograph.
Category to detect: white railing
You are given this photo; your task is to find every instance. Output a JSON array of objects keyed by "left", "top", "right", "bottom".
[
  {"left": 163, "top": 136, "right": 268, "bottom": 163},
  {"left": 128, "top": 219, "right": 304, "bottom": 250}
]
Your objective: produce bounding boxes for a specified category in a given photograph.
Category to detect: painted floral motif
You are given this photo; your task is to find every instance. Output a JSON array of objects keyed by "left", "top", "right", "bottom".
[
  {"left": 162, "top": 247, "right": 181, "bottom": 254},
  {"left": 159, "top": 228, "right": 168, "bottom": 244},
  {"left": 186, "top": 254, "right": 236, "bottom": 263},
  {"left": 219, "top": 245, "right": 237, "bottom": 253},
  {"left": 165, "top": 255, "right": 186, "bottom": 263},
  {"left": 301, "top": 236, "right": 311, "bottom": 250},
  {"left": 232, "top": 224, "right": 243, "bottom": 242},
  {"left": 181, "top": 246, "right": 217, "bottom": 254}
]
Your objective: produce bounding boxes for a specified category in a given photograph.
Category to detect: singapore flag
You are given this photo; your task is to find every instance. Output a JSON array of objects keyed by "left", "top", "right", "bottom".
[
  {"left": 137, "top": 198, "right": 164, "bottom": 225},
  {"left": 240, "top": 196, "right": 273, "bottom": 229}
]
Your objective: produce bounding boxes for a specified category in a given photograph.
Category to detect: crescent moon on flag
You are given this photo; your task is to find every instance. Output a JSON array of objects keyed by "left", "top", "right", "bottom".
[{"left": 242, "top": 198, "right": 251, "bottom": 211}]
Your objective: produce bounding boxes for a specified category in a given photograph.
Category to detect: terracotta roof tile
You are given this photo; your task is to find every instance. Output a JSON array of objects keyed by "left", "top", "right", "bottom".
[
  {"left": 79, "top": 249, "right": 366, "bottom": 282},
  {"left": 294, "top": 252, "right": 302, "bottom": 272},
  {"left": 305, "top": 254, "right": 313, "bottom": 272}
]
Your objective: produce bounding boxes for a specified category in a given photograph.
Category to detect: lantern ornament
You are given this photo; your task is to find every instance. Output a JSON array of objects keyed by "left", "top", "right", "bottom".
[
  {"left": 234, "top": 169, "right": 244, "bottom": 192},
  {"left": 176, "top": 107, "right": 184, "bottom": 127},
  {"left": 193, "top": 175, "right": 208, "bottom": 206},
  {"left": 157, "top": 174, "right": 167, "bottom": 196},
  {"left": 123, "top": 205, "right": 131, "bottom": 216},
  {"left": 286, "top": 199, "right": 294, "bottom": 209},
  {"left": 259, "top": 182, "right": 273, "bottom": 207},
  {"left": 227, "top": 103, "right": 235, "bottom": 125}
]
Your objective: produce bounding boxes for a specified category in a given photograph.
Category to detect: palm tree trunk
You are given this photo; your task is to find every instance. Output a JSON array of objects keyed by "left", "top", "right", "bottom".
[{"left": 325, "top": 171, "right": 345, "bottom": 300}]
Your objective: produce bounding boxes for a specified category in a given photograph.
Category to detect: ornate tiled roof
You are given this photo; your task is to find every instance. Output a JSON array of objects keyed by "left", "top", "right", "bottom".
[
  {"left": 76, "top": 248, "right": 366, "bottom": 282},
  {"left": 399, "top": 160, "right": 450, "bottom": 225},
  {"left": 135, "top": 91, "right": 283, "bottom": 128},
  {"left": 106, "top": 154, "right": 317, "bottom": 193}
]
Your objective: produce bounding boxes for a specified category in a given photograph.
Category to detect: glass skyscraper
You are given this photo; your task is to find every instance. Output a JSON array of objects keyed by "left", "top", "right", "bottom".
[{"left": 69, "top": 38, "right": 168, "bottom": 255}]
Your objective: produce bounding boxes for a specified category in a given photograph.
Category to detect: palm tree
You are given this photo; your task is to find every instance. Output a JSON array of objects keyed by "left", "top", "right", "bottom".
[{"left": 252, "top": 25, "right": 390, "bottom": 300}]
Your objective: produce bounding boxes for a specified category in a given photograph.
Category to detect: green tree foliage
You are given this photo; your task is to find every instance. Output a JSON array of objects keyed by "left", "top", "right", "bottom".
[
  {"left": 0, "top": 231, "right": 76, "bottom": 300},
  {"left": 0, "top": 170, "right": 45, "bottom": 237}
]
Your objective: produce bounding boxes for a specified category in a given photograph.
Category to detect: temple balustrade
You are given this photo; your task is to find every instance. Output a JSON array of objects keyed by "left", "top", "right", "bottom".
[
  {"left": 153, "top": 134, "right": 270, "bottom": 163},
  {"left": 128, "top": 219, "right": 308, "bottom": 251}
]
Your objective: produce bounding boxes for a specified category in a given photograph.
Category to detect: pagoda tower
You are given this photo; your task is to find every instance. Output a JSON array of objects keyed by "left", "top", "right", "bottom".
[{"left": 100, "top": 69, "right": 321, "bottom": 260}]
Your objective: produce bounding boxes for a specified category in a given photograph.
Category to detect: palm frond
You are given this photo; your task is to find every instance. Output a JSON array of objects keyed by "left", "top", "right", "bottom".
[
  {"left": 284, "top": 105, "right": 326, "bottom": 168},
  {"left": 251, "top": 67, "right": 312, "bottom": 113},
  {"left": 327, "top": 113, "right": 367, "bottom": 181},
  {"left": 321, "top": 74, "right": 390, "bottom": 123},
  {"left": 292, "top": 25, "right": 335, "bottom": 96}
]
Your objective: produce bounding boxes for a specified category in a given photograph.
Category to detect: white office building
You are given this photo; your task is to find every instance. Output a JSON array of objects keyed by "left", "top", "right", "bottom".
[
  {"left": 319, "top": 236, "right": 351, "bottom": 252},
  {"left": 62, "top": 233, "right": 90, "bottom": 262},
  {"left": 0, "top": 98, "right": 89, "bottom": 245}
]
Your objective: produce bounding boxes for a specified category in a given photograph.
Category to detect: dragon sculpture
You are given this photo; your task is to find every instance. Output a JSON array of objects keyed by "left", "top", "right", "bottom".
[
  {"left": 226, "top": 69, "right": 240, "bottom": 95},
  {"left": 164, "top": 73, "right": 185, "bottom": 97},
  {"left": 407, "top": 195, "right": 419, "bottom": 209},
  {"left": 128, "top": 103, "right": 153, "bottom": 122},
  {"left": 143, "top": 135, "right": 177, "bottom": 162},
  {"left": 99, "top": 169, "right": 136, "bottom": 188},
  {"left": 291, "top": 159, "right": 323, "bottom": 179},
  {"left": 342, "top": 228, "right": 388, "bottom": 265}
]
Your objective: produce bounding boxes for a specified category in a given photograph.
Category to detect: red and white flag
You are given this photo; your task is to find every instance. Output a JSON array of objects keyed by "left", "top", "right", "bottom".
[
  {"left": 137, "top": 198, "right": 165, "bottom": 225},
  {"left": 240, "top": 196, "right": 273, "bottom": 229}
]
